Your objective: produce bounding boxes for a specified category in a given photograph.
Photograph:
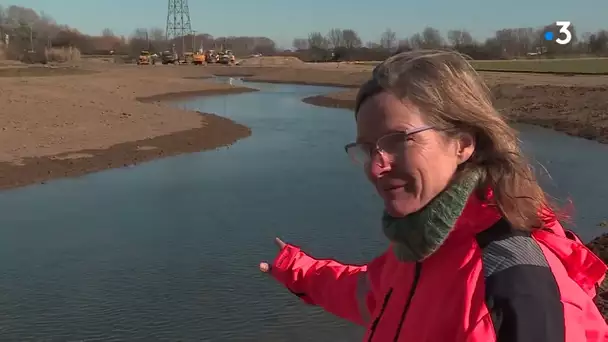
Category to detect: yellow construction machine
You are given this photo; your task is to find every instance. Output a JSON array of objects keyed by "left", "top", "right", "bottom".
[
  {"left": 137, "top": 50, "right": 155, "bottom": 65},
  {"left": 192, "top": 52, "right": 206, "bottom": 64},
  {"left": 183, "top": 52, "right": 206, "bottom": 65}
]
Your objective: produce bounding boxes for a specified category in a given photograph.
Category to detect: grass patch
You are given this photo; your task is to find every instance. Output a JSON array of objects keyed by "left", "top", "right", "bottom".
[
  {"left": 350, "top": 58, "right": 608, "bottom": 75},
  {"left": 470, "top": 58, "right": 608, "bottom": 74}
]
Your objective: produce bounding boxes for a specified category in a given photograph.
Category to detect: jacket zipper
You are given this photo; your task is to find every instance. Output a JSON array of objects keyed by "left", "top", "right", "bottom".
[
  {"left": 367, "top": 288, "right": 393, "bottom": 342},
  {"left": 392, "top": 262, "right": 422, "bottom": 342}
]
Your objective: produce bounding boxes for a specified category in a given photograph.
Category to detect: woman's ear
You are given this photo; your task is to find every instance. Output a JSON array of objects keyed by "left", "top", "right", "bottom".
[{"left": 456, "top": 133, "right": 475, "bottom": 165}]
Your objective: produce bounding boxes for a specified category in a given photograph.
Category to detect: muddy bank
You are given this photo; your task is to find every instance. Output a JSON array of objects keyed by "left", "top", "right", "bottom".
[
  {"left": 0, "top": 113, "right": 250, "bottom": 190},
  {"left": 137, "top": 87, "right": 258, "bottom": 102},
  {"left": 302, "top": 84, "right": 608, "bottom": 144}
]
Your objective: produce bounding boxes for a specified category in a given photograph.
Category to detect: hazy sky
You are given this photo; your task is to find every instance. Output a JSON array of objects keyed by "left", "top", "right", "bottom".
[{"left": 2, "top": 0, "right": 606, "bottom": 48}]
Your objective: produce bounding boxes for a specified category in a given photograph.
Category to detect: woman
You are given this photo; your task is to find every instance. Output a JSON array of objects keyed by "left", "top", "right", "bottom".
[{"left": 259, "top": 50, "right": 608, "bottom": 341}]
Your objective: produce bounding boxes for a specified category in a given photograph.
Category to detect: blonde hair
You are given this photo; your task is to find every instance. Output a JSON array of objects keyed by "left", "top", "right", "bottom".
[{"left": 355, "top": 49, "right": 550, "bottom": 230}]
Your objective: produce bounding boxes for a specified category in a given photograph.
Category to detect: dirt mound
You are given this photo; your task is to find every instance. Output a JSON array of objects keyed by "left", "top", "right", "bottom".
[{"left": 237, "top": 56, "right": 304, "bottom": 67}]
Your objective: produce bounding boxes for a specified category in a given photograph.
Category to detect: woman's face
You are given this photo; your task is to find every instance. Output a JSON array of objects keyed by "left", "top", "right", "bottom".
[{"left": 356, "top": 92, "right": 474, "bottom": 217}]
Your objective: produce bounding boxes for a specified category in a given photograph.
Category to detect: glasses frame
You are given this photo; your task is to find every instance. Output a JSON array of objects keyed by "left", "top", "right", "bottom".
[{"left": 344, "top": 125, "right": 434, "bottom": 165}]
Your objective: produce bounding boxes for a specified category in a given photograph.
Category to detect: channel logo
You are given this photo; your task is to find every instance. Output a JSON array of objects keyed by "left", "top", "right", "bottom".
[{"left": 544, "top": 21, "right": 573, "bottom": 45}]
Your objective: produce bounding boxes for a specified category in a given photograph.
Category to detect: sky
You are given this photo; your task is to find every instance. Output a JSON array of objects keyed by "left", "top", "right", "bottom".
[{"left": 2, "top": 0, "right": 606, "bottom": 49}]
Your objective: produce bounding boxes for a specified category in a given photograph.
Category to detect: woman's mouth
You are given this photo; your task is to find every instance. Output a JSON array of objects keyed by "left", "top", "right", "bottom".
[{"left": 383, "top": 185, "right": 405, "bottom": 193}]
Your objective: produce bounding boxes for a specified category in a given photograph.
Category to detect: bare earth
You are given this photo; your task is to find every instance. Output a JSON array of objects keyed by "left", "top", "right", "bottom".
[{"left": 0, "top": 64, "right": 255, "bottom": 189}]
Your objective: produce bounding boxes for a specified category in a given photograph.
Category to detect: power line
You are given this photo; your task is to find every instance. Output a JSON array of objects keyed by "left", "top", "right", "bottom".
[{"left": 165, "top": 0, "right": 192, "bottom": 41}]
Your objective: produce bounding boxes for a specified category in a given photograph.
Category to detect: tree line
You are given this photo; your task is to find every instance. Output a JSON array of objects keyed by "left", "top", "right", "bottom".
[
  {"left": 0, "top": 4, "right": 607, "bottom": 63},
  {"left": 290, "top": 26, "right": 608, "bottom": 61}
]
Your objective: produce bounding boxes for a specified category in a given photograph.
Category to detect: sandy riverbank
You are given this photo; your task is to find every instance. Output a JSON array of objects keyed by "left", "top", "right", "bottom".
[{"left": 0, "top": 64, "right": 255, "bottom": 189}]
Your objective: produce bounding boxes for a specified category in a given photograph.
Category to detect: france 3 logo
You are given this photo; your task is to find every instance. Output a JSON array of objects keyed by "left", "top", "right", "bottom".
[{"left": 544, "top": 21, "right": 573, "bottom": 45}]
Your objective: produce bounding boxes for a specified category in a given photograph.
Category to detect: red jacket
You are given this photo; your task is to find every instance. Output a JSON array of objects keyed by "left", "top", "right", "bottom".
[{"left": 271, "top": 194, "right": 608, "bottom": 341}]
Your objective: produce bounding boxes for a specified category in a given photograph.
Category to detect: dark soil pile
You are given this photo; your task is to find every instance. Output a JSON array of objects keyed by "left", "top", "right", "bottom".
[{"left": 0, "top": 114, "right": 251, "bottom": 190}]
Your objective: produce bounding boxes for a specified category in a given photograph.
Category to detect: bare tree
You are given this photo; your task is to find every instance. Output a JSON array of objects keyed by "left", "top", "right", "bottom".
[
  {"left": 5, "top": 5, "right": 39, "bottom": 26},
  {"left": 128, "top": 28, "right": 150, "bottom": 55},
  {"left": 366, "top": 41, "right": 381, "bottom": 49},
  {"left": 380, "top": 28, "right": 397, "bottom": 50},
  {"left": 131, "top": 28, "right": 148, "bottom": 40},
  {"left": 148, "top": 27, "right": 164, "bottom": 42},
  {"left": 421, "top": 27, "right": 444, "bottom": 48},
  {"left": 589, "top": 30, "right": 608, "bottom": 54},
  {"left": 292, "top": 37, "right": 308, "bottom": 50},
  {"left": 409, "top": 33, "right": 423, "bottom": 49},
  {"left": 342, "top": 29, "right": 362, "bottom": 49},
  {"left": 102, "top": 28, "right": 114, "bottom": 37},
  {"left": 308, "top": 31, "right": 328, "bottom": 49},
  {"left": 447, "top": 30, "right": 473, "bottom": 47},
  {"left": 327, "top": 28, "right": 344, "bottom": 49},
  {"left": 396, "top": 39, "right": 412, "bottom": 53}
]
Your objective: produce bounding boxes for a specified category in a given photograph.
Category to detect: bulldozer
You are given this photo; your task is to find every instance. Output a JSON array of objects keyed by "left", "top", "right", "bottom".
[{"left": 137, "top": 50, "right": 154, "bottom": 65}]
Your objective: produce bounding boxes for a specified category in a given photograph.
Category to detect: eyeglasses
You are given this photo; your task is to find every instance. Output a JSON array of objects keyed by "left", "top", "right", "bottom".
[{"left": 344, "top": 125, "right": 434, "bottom": 165}]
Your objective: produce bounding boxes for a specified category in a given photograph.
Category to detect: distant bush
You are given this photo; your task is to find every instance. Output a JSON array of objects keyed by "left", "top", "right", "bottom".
[{"left": 45, "top": 47, "right": 81, "bottom": 63}]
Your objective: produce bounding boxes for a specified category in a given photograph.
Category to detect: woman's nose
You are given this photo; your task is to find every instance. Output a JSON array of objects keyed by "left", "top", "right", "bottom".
[{"left": 367, "top": 152, "right": 392, "bottom": 178}]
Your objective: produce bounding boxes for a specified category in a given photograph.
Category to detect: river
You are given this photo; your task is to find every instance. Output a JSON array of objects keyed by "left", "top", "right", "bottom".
[{"left": 0, "top": 79, "right": 605, "bottom": 341}]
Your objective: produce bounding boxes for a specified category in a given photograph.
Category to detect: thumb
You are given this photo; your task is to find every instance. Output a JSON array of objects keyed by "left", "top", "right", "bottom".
[{"left": 260, "top": 237, "right": 288, "bottom": 274}]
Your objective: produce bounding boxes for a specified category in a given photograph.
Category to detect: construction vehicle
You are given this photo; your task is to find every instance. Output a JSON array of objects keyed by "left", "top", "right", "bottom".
[
  {"left": 191, "top": 52, "right": 206, "bottom": 65},
  {"left": 160, "top": 50, "right": 178, "bottom": 64},
  {"left": 177, "top": 51, "right": 206, "bottom": 65},
  {"left": 137, "top": 50, "right": 155, "bottom": 65},
  {"left": 218, "top": 50, "right": 235, "bottom": 65},
  {"left": 182, "top": 52, "right": 194, "bottom": 64},
  {"left": 204, "top": 50, "right": 219, "bottom": 64}
]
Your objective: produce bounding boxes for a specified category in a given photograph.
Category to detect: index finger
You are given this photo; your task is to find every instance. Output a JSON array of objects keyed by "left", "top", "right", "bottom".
[{"left": 275, "top": 237, "right": 286, "bottom": 250}]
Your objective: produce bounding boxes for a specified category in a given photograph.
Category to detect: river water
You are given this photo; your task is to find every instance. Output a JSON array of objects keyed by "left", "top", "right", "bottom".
[{"left": 0, "top": 79, "right": 606, "bottom": 341}]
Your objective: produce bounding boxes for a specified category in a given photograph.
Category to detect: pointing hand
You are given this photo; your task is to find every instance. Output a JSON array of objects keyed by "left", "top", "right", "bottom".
[{"left": 259, "top": 237, "right": 287, "bottom": 273}]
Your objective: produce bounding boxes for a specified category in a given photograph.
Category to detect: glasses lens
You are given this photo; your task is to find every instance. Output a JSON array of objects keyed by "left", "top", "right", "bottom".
[
  {"left": 346, "top": 144, "right": 371, "bottom": 164},
  {"left": 377, "top": 132, "right": 408, "bottom": 157}
]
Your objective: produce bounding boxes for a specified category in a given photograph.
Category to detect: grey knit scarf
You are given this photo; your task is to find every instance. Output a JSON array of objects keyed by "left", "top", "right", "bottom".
[{"left": 382, "top": 169, "right": 482, "bottom": 262}]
